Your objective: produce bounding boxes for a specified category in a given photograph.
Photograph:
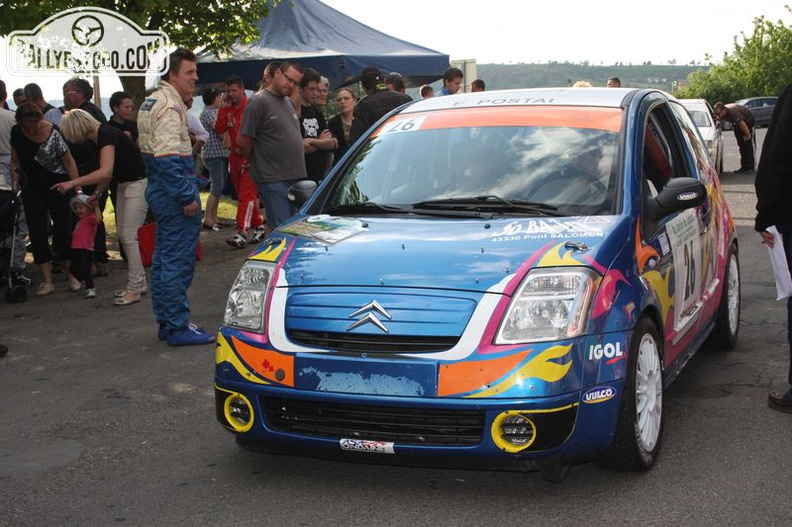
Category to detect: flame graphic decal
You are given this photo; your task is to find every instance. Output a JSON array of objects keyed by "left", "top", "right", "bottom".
[{"left": 468, "top": 344, "right": 573, "bottom": 398}]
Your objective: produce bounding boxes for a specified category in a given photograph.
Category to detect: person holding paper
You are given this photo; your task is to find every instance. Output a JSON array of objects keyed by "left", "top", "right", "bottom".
[{"left": 755, "top": 82, "right": 792, "bottom": 413}]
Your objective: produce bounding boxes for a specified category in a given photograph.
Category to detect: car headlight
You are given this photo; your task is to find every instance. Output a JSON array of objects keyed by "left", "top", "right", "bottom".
[
  {"left": 224, "top": 262, "right": 275, "bottom": 332},
  {"left": 495, "top": 267, "right": 600, "bottom": 344}
]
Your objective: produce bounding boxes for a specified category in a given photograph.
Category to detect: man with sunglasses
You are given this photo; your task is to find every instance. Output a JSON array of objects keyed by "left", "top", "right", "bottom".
[{"left": 237, "top": 61, "right": 306, "bottom": 231}]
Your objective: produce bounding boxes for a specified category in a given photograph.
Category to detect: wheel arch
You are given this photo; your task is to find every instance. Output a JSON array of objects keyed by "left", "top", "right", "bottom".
[{"left": 637, "top": 305, "right": 664, "bottom": 360}]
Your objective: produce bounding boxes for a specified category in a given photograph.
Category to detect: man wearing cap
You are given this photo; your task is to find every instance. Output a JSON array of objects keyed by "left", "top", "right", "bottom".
[{"left": 348, "top": 66, "right": 412, "bottom": 144}]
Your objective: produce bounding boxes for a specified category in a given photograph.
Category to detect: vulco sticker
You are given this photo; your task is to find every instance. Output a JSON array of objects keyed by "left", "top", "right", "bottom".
[
  {"left": 588, "top": 342, "right": 624, "bottom": 361},
  {"left": 340, "top": 438, "right": 395, "bottom": 454},
  {"left": 582, "top": 386, "right": 617, "bottom": 404}
]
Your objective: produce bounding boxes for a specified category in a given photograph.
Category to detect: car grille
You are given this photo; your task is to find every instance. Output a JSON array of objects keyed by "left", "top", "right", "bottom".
[
  {"left": 288, "top": 330, "right": 459, "bottom": 353},
  {"left": 262, "top": 397, "right": 484, "bottom": 446}
]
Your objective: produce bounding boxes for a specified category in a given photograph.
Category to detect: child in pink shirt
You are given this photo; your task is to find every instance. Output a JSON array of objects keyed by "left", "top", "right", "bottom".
[{"left": 68, "top": 193, "right": 102, "bottom": 298}]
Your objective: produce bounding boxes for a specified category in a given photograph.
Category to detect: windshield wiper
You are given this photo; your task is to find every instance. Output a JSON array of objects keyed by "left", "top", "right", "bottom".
[
  {"left": 325, "top": 200, "right": 488, "bottom": 218},
  {"left": 412, "top": 195, "right": 568, "bottom": 216},
  {"left": 324, "top": 202, "right": 412, "bottom": 215}
]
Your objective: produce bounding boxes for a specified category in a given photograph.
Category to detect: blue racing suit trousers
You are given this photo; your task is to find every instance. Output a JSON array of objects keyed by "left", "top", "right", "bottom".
[{"left": 145, "top": 181, "right": 201, "bottom": 331}]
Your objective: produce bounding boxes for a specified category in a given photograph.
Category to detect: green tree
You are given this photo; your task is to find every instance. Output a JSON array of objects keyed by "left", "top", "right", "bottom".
[
  {"left": 0, "top": 0, "right": 274, "bottom": 103},
  {"left": 677, "top": 9, "right": 792, "bottom": 102}
]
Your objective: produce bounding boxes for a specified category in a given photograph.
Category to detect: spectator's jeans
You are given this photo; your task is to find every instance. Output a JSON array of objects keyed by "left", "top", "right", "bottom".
[
  {"left": 203, "top": 156, "right": 228, "bottom": 198},
  {"left": 115, "top": 179, "right": 149, "bottom": 293},
  {"left": 734, "top": 123, "right": 755, "bottom": 171},
  {"left": 256, "top": 180, "right": 297, "bottom": 231}
]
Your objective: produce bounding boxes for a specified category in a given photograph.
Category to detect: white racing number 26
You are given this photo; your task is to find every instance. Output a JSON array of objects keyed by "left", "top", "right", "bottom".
[
  {"left": 666, "top": 209, "right": 702, "bottom": 328},
  {"left": 379, "top": 116, "right": 427, "bottom": 135}
]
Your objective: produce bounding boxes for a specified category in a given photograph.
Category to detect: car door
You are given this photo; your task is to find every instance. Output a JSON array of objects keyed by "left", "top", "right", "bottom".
[{"left": 638, "top": 99, "right": 711, "bottom": 369}]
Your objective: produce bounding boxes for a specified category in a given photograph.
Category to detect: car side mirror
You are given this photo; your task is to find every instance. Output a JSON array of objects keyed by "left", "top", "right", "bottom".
[
  {"left": 288, "top": 179, "right": 318, "bottom": 207},
  {"left": 645, "top": 177, "right": 707, "bottom": 221}
]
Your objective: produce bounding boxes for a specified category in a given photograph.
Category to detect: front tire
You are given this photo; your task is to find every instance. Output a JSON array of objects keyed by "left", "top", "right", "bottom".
[{"left": 596, "top": 316, "right": 664, "bottom": 471}]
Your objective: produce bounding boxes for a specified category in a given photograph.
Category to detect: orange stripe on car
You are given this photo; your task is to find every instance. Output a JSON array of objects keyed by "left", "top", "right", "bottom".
[
  {"left": 232, "top": 336, "right": 295, "bottom": 387},
  {"left": 438, "top": 350, "right": 531, "bottom": 396},
  {"left": 376, "top": 107, "right": 622, "bottom": 134}
]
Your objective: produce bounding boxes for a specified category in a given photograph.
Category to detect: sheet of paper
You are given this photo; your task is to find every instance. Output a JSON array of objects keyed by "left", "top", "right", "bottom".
[{"left": 766, "top": 225, "right": 792, "bottom": 301}]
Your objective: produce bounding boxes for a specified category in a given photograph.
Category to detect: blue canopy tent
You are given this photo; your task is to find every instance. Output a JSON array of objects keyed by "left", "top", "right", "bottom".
[{"left": 196, "top": 0, "right": 449, "bottom": 90}]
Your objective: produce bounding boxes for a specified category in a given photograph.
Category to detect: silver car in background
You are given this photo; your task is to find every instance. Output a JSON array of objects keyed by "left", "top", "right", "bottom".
[
  {"left": 679, "top": 98, "right": 724, "bottom": 173},
  {"left": 735, "top": 96, "right": 778, "bottom": 127}
]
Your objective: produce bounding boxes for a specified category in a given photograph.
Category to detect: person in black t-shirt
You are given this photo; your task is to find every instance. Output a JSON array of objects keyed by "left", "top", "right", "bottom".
[
  {"left": 9, "top": 103, "right": 80, "bottom": 296},
  {"left": 54, "top": 109, "right": 150, "bottom": 306},
  {"left": 298, "top": 68, "right": 335, "bottom": 182},
  {"left": 58, "top": 79, "right": 111, "bottom": 272},
  {"left": 108, "top": 91, "right": 138, "bottom": 143}
]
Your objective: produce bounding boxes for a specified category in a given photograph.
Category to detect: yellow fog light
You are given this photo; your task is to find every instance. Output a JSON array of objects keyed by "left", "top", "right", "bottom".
[
  {"left": 224, "top": 392, "right": 255, "bottom": 433},
  {"left": 491, "top": 411, "right": 537, "bottom": 453}
]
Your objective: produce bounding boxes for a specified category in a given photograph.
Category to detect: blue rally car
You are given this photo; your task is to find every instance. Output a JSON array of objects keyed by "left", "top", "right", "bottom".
[{"left": 215, "top": 88, "right": 739, "bottom": 480}]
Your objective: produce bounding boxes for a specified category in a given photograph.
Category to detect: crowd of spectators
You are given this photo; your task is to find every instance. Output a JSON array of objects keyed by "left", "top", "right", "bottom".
[{"left": 0, "top": 59, "right": 474, "bottom": 345}]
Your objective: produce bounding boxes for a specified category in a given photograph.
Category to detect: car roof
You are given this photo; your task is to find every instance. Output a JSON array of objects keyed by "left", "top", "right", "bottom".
[
  {"left": 736, "top": 96, "right": 777, "bottom": 103},
  {"left": 401, "top": 87, "right": 639, "bottom": 114},
  {"left": 678, "top": 99, "right": 711, "bottom": 109}
]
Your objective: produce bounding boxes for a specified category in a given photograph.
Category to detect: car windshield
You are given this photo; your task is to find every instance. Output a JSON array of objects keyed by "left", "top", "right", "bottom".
[
  {"left": 687, "top": 109, "right": 713, "bottom": 128},
  {"left": 325, "top": 107, "right": 622, "bottom": 216}
]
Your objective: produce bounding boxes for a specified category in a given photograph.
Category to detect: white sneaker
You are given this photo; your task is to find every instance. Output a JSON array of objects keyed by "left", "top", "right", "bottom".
[
  {"left": 68, "top": 276, "right": 82, "bottom": 292},
  {"left": 85, "top": 288, "right": 96, "bottom": 299},
  {"left": 250, "top": 226, "right": 267, "bottom": 245},
  {"left": 226, "top": 233, "right": 247, "bottom": 249}
]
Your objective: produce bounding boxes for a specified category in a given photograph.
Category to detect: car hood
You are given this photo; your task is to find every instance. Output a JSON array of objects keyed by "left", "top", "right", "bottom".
[{"left": 257, "top": 214, "right": 630, "bottom": 292}]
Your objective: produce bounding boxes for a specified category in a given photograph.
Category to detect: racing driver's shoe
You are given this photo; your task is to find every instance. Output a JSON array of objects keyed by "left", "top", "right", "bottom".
[
  {"left": 166, "top": 325, "right": 216, "bottom": 346},
  {"left": 767, "top": 389, "right": 792, "bottom": 413},
  {"left": 159, "top": 322, "right": 207, "bottom": 341}
]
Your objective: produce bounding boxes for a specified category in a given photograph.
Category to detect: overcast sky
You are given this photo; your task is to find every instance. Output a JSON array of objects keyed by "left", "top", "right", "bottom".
[
  {"left": 2, "top": 0, "right": 791, "bottom": 102},
  {"left": 323, "top": 0, "right": 792, "bottom": 65}
]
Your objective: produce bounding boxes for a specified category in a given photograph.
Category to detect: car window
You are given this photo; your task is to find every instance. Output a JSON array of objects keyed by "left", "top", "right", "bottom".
[
  {"left": 670, "top": 101, "right": 711, "bottom": 178},
  {"left": 642, "top": 115, "right": 673, "bottom": 195},
  {"left": 686, "top": 109, "right": 713, "bottom": 128},
  {"left": 323, "top": 109, "right": 623, "bottom": 216},
  {"left": 641, "top": 102, "right": 701, "bottom": 235}
]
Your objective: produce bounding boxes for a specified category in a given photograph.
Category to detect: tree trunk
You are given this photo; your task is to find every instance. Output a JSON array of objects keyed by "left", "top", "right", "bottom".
[{"left": 119, "top": 75, "right": 149, "bottom": 116}]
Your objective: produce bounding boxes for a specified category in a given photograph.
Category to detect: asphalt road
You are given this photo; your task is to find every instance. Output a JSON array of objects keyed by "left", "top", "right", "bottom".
[{"left": 1, "top": 129, "right": 791, "bottom": 527}]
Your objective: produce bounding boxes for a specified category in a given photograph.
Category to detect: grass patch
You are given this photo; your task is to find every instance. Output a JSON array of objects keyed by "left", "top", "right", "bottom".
[{"left": 101, "top": 191, "right": 238, "bottom": 239}]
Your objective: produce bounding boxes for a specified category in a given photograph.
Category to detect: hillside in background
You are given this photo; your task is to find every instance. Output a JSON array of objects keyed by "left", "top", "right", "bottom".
[{"left": 476, "top": 63, "right": 705, "bottom": 92}]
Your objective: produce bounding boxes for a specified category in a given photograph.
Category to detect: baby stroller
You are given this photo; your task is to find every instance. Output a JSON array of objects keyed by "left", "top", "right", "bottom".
[{"left": 0, "top": 189, "right": 28, "bottom": 303}]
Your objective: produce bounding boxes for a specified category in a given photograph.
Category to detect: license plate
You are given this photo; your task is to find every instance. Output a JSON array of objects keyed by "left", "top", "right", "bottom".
[{"left": 339, "top": 438, "right": 395, "bottom": 454}]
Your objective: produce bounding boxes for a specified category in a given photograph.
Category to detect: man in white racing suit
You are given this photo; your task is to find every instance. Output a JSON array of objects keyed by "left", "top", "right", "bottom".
[{"left": 137, "top": 48, "right": 215, "bottom": 346}]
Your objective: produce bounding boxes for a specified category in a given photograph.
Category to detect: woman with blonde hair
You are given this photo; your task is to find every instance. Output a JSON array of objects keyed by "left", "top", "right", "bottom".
[{"left": 54, "top": 109, "right": 149, "bottom": 306}]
